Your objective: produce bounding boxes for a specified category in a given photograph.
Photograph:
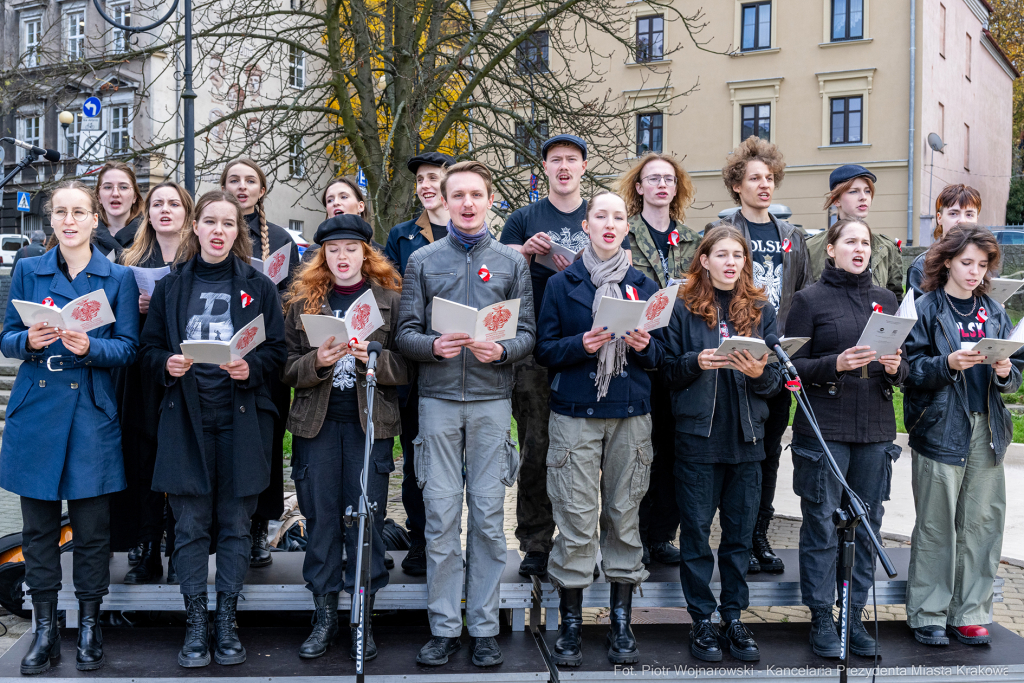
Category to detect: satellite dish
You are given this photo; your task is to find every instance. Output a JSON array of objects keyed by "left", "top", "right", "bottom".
[{"left": 927, "top": 133, "right": 945, "bottom": 152}]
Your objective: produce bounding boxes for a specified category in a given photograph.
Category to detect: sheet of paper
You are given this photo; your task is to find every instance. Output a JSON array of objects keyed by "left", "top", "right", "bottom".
[
  {"left": 301, "top": 291, "right": 383, "bottom": 347},
  {"left": 533, "top": 239, "right": 579, "bottom": 272},
  {"left": 181, "top": 314, "right": 265, "bottom": 364},
  {"left": 105, "top": 249, "right": 117, "bottom": 263},
  {"left": 473, "top": 299, "right": 521, "bottom": 342},
  {"left": 431, "top": 297, "right": 521, "bottom": 342},
  {"left": 252, "top": 243, "right": 291, "bottom": 285},
  {"left": 855, "top": 289, "right": 917, "bottom": 356},
  {"left": 129, "top": 266, "right": 170, "bottom": 296},
  {"left": 988, "top": 278, "right": 1024, "bottom": 305}
]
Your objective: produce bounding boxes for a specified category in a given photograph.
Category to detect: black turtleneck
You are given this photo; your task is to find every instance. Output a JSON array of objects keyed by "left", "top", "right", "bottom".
[{"left": 187, "top": 254, "right": 235, "bottom": 407}]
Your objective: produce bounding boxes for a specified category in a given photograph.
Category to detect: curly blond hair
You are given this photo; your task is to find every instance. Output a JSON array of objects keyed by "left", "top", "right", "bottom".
[
  {"left": 721, "top": 136, "right": 786, "bottom": 205},
  {"left": 616, "top": 153, "right": 695, "bottom": 222}
]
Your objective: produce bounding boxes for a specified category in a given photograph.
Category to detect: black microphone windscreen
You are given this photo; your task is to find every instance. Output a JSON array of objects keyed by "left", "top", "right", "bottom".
[
  {"left": 42, "top": 149, "right": 61, "bottom": 162},
  {"left": 366, "top": 340, "right": 383, "bottom": 356},
  {"left": 764, "top": 333, "right": 781, "bottom": 348}
]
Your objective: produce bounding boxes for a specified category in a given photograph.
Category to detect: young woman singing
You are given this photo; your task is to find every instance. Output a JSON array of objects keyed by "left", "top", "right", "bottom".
[
  {"left": 535, "top": 191, "right": 661, "bottom": 668},
  {"left": 282, "top": 213, "right": 407, "bottom": 660},
  {"left": 139, "top": 191, "right": 286, "bottom": 668},
  {"left": 785, "top": 218, "right": 908, "bottom": 658},
  {"left": 0, "top": 181, "right": 140, "bottom": 674},
  {"left": 663, "top": 225, "right": 783, "bottom": 664}
]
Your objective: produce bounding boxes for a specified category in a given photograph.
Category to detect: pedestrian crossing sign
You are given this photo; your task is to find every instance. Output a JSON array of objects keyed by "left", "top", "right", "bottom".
[{"left": 16, "top": 192, "right": 30, "bottom": 212}]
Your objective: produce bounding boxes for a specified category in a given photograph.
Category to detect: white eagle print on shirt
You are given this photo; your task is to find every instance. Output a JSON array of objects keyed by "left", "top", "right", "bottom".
[
  {"left": 752, "top": 255, "right": 783, "bottom": 312},
  {"left": 333, "top": 354, "right": 357, "bottom": 391},
  {"left": 550, "top": 226, "right": 591, "bottom": 253}
]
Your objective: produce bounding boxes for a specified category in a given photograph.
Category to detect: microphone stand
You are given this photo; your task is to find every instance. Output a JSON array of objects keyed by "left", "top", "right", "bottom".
[
  {"left": 774, "top": 352, "right": 896, "bottom": 683},
  {"left": 344, "top": 343, "right": 381, "bottom": 682},
  {"left": 0, "top": 149, "right": 39, "bottom": 191}
]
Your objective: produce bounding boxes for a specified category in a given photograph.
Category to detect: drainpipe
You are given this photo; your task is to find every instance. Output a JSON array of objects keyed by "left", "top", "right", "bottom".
[{"left": 906, "top": 0, "right": 916, "bottom": 245}]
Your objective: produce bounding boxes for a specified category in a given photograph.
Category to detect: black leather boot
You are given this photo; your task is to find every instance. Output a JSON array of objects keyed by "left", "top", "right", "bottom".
[
  {"left": 752, "top": 515, "right": 784, "bottom": 573},
  {"left": 747, "top": 549, "right": 761, "bottom": 574},
  {"left": 178, "top": 594, "right": 211, "bottom": 668},
  {"left": 606, "top": 582, "right": 639, "bottom": 664},
  {"left": 551, "top": 587, "right": 583, "bottom": 666},
  {"left": 299, "top": 593, "right": 339, "bottom": 658},
  {"left": 76, "top": 600, "right": 104, "bottom": 670},
  {"left": 809, "top": 606, "right": 842, "bottom": 658},
  {"left": 689, "top": 618, "right": 723, "bottom": 662},
  {"left": 127, "top": 542, "right": 143, "bottom": 566},
  {"left": 350, "top": 595, "right": 376, "bottom": 661},
  {"left": 20, "top": 601, "right": 61, "bottom": 675},
  {"left": 249, "top": 518, "right": 272, "bottom": 568},
  {"left": 166, "top": 554, "right": 178, "bottom": 585},
  {"left": 123, "top": 542, "right": 163, "bottom": 585},
  {"left": 719, "top": 619, "right": 759, "bottom": 661},
  {"left": 213, "top": 592, "right": 246, "bottom": 665},
  {"left": 848, "top": 605, "right": 880, "bottom": 657}
]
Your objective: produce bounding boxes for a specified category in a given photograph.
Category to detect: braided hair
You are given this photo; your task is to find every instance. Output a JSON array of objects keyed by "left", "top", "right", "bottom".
[{"left": 219, "top": 157, "right": 270, "bottom": 261}]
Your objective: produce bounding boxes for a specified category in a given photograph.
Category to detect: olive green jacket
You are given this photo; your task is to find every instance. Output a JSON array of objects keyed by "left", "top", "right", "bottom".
[
  {"left": 806, "top": 230, "right": 905, "bottom": 303},
  {"left": 626, "top": 213, "right": 702, "bottom": 288}
]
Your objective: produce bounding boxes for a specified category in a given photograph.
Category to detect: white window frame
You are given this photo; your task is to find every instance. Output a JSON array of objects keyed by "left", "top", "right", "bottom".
[
  {"left": 289, "top": 135, "right": 305, "bottom": 178},
  {"left": 108, "top": 1, "right": 130, "bottom": 54},
  {"left": 17, "top": 116, "right": 42, "bottom": 162},
  {"left": 728, "top": 77, "right": 781, "bottom": 148},
  {"left": 21, "top": 13, "right": 42, "bottom": 68},
  {"left": 288, "top": 44, "right": 305, "bottom": 89},
  {"left": 815, "top": 68, "right": 874, "bottom": 148},
  {"left": 108, "top": 105, "right": 131, "bottom": 156},
  {"left": 65, "top": 7, "right": 86, "bottom": 60}
]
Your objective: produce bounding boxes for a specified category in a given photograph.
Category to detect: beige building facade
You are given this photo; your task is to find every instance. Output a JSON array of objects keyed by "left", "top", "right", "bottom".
[{"left": 523, "top": 0, "right": 1017, "bottom": 244}]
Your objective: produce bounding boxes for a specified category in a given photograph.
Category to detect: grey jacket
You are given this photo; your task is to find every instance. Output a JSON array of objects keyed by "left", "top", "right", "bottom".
[
  {"left": 396, "top": 232, "right": 536, "bottom": 401},
  {"left": 706, "top": 211, "right": 812, "bottom": 334}
]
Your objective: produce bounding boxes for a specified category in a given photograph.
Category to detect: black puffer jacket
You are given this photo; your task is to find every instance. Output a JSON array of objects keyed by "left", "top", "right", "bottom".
[
  {"left": 663, "top": 298, "right": 783, "bottom": 441},
  {"left": 904, "top": 289, "right": 1023, "bottom": 465},
  {"left": 786, "top": 263, "right": 909, "bottom": 443}
]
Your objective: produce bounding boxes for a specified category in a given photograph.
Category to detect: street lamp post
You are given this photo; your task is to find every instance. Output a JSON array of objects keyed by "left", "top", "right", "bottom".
[{"left": 93, "top": 0, "right": 196, "bottom": 195}]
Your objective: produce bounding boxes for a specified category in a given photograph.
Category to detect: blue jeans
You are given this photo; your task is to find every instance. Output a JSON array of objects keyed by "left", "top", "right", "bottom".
[
  {"left": 292, "top": 418, "right": 393, "bottom": 596},
  {"left": 791, "top": 432, "right": 899, "bottom": 609}
]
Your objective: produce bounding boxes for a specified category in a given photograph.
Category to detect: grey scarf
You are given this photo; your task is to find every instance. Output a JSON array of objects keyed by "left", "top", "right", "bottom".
[{"left": 582, "top": 244, "right": 631, "bottom": 400}]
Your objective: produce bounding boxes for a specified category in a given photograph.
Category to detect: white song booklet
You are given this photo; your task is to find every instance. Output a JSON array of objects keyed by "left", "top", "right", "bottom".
[
  {"left": 988, "top": 278, "right": 1024, "bottom": 306},
  {"left": 13, "top": 290, "right": 116, "bottom": 333},
  {"left": 592, "top": 285, "right": 679, "bottom": 336},
  {"left": 300, "top": 290, "right": 384, "bottom": 347},
  {"left": 713, "top": 336, "right": 810, "bottom": 363},
  {"left": 181, "top": 313, "right": 266, "bottom": 364},
  {"left": 963, "top": 319, "right": 1024, "bottom": 364},
  {"left": 855, "top": 289, "right": 918, "bottom": 356},
  {"left": 431, "top": 297, "right": 521, "bottom": 342},
  {"left": 252, "top": 243, "right": 291, "bottom": 286}
]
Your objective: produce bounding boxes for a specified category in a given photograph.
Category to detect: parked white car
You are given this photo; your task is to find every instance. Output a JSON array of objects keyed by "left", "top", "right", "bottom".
[{"left": 0, "top": 235, "right": 29, "bottom": 267}]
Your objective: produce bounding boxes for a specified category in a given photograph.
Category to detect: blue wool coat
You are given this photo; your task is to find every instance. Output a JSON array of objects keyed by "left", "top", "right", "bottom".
[{"left": 0, "top": 248, "right": 140, "bottom": 500}]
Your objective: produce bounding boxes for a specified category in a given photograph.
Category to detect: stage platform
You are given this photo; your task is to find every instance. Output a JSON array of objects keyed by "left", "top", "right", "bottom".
[
  {"left": 3, "top": 618, "right": 1024, "bottom": 681},
  {"left": 533, "top": 548, "right": 1004, "bottom": 626},
  {"left": 539, "top": 622, "right": 1024, "bottom": 681},
  {"left": 38, "top": 550, "right": 533, "bottom": 631}
]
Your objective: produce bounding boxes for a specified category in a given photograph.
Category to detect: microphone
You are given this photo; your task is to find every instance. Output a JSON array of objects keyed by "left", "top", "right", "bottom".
[
  {"left": 765, "top": 333, "right": 798, "bottom": 381},
  {"left": 365, "top": 340, "right": 383, "bottom": 380},
  {"left": 2, "top": 138, "right": 60, "bottom": 162}
]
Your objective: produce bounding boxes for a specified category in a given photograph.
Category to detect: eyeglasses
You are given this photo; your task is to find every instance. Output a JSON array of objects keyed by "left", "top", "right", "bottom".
[
  {"left": 52, "top": 208, "right": 91, "bottom": 222},
  {"left": 100, "top": 183, "right": 132, "bottom": 193},
  {"left": 641, "top": 175, "right": 677, "bottom": 187}
]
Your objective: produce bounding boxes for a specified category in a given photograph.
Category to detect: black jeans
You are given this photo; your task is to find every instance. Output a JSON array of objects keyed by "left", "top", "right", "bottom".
[
  {"left": 512, "top": 356, "right": 555, "bottom": 554},
  {"left": 399, "top": 382, "right": 426, "bottom": 544},
  {"left": 293, "top": 418, "right": 393, "bottom": 596},
  {"left": 792, "top": 433, "right": 896, "bottom": 609},
  {"left": 168, "top": 406, "right": 258, "bottom": 595},
  {"left": 21, "top": 495, "right": 111, "bottom": 603},
  {"left": 675, "top": 460, "right": 761, "bottom": 622},
  {"left": 639, "top": 375, "right": 679, "bottom": 546},
  {"left": 757, "top": 390, "right": 791, "bottom": 519}
]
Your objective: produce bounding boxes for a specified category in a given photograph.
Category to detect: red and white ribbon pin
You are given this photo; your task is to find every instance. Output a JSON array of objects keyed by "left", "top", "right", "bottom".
[
  {"left": 872, "top": 302, "right": 883, "bottom": 313},
  {"left": 42, "top": 297, "right": 55, "bottom": 308},
  {"left": 781, "top": 237, "right": 792, "bottom": 253},
  {"left": 625, "top": 285, "right": 639, "bottom": 301},
  {"left": 668, "top": 229, "right": 680, "bottom": 246},
  {"left": 240, "top": 290, "right": 253, "bottom": 308},
  {"left": 478, "top": 265, "right": 491, "bottom": 282},
  {"left": 977, "top": 307, "right": 988, "bottom": 324}
]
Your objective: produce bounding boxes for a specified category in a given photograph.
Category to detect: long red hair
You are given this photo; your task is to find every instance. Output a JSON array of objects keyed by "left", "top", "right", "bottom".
[
  {"left": 286, "top": 243, "right": 401, "bottom": 314},
  {"left": 682, "top": 226, "right": 766, "bottom": 336}
]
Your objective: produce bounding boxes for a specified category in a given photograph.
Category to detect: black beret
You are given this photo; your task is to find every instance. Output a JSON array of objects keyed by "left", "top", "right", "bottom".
[
  {"left": 407, "top": 152, "right": 454, "bottom": 174},
  {"left": 829, "top": 164, "right": 877, "bottom": 191},
  {"left": 541, "top": 134, "right": 587, "bottom": 161},
  {"left": 313, "top": 214, "right": 373, "bottom": 245}
]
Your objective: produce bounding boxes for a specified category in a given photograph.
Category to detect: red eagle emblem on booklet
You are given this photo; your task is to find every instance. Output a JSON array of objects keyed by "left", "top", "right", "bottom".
[
  {"left": 267, "top": 253, "right": 287, "bottom": 280},
  {"left": 71, "top": 299, "right": 101, "bottom": 323},
  {"left": 483, "top": 305, "right": 512, "bottom": 332},
  {"left": 236, "top": 325, "right": 259, "bottom": 352},
  {"left": 350, "top": 303, "right": 372, "bottom": 331},
  {"left": 645, "top": 292, "right": 669, "bottom": 321}
]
